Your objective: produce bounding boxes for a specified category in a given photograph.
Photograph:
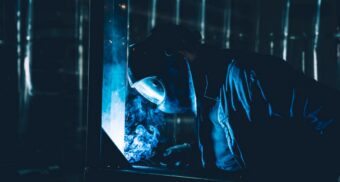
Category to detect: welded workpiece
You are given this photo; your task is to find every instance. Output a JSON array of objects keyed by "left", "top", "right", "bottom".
[{"left": 101, "top": 0, "right": 128, "bottom": 153}]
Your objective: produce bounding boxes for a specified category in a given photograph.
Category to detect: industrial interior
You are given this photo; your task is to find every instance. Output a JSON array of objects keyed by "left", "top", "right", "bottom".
[{"left": 1, "top": 0, "right": 340, "bottom": 181}]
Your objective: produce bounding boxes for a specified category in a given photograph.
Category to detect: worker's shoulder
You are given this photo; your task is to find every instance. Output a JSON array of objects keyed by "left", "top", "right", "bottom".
[
  {"left": 223, "top": 49, "right": 293, "bottom": 71},
  {"left": 225, "top": 49, "right": 284, "bottom": 64}
]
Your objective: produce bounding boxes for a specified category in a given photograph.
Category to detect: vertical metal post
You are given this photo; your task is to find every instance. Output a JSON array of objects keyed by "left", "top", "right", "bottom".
[
  {"left": 282, "top": 0, "right": 291, "bottom": 61},
  {"left": 312, "top": 0, "right": 322, "bottom": 81},
  {"left": 200, "top": 0, "right": 206, "bottom": 43},
  {"left": 223, "top": 0, "right": 232, "bottom": 49}
]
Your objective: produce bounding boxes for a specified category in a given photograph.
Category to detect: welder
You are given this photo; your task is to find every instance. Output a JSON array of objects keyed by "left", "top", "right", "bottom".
[{"left": 128, "top": 24, "right": 340, "bottom": 181}]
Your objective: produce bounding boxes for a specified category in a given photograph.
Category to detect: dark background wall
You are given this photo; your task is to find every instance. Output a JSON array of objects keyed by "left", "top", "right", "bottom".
[
  {"left": 130, "top": 0, "right": 340, "bottom": 88},
  {"left": 1, "top": 0, "right": 89, "bottom": 181},
  {"left": 0, "top": 0, "right": 339, "bottom": 182}
]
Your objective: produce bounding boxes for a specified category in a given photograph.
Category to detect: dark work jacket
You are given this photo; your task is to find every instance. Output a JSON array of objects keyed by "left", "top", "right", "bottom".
[{"left": 189, "top": 46, "right": 340, "bottom": 181}]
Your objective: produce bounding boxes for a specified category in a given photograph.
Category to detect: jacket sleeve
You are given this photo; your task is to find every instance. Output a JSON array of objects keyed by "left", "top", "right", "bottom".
[{"left": 213, "top": 57, "right": 340, "bottom": 179}]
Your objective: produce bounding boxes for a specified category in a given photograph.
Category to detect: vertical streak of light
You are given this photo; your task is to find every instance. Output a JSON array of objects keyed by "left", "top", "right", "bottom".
[
  {"left": 200, "top": 0, "right": 206, "bottom": 43},
  {"left": 269, "top": 33, "right": 274, "bottom": 55},
  {"left": 254, "top": 0, "right": 261, "bottom": 52},
  {"left": 312, "top": 0, "right": 322, "bottom": 81},
  {"left": 17, "top": 0, "right": 21, "bottom": 91},
  {"left": 282, "top": 0, "right": 290, "bottom": 61},
  {"left": 126, "top": 0, "right": 131, "bottom": 150},
  {"left": 76, "top": 0, "right": 84, "bottom": 131},
  {"left": 337, "top": 37, "right": 340, "bottom": 61},
  {"left": 175, "top": 0, "right": 180, "bottom": 25},
  {"left": 186, "top": 61, "right": 197, "bottom": 116},
  {"left": 337, "top": 30, "right": 340, "bottom": 88},
  {"left": 223, "top": 0, "right": 232, "bottom": 48},
  {"left": 301, "top": 51, "right": 306, "bottom": 73},
  {"left": 127, "top": 0, "right": 131, "bottom": 90},
  {"left": 127, "top": 0, "right": 131, "bottom": 44},
  {"left": 150, "top": 0, "right": 157, "bottom": 28},
  {"left": 24, "top": 0, "right": 33, "bottom": 96},
  {"left": 77, "top": 1, "right": 83, "bottom": 91},
  {"left": 18, "top": 0, "right": 33, "bottom": 136}
]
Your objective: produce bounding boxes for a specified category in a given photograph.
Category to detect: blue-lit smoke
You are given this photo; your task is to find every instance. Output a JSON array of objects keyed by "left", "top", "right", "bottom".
[
  {"left": 124, "top": 125, "right": 159, "bottom": 162},
  {"left": 124, "top": 90, "right": 165, "bottom": 163}
]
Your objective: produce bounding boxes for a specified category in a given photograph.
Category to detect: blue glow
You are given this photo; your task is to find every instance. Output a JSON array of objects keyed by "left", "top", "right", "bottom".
[
  {"left": 186, "top": 61, "right": 197, "bottom": 116},
  {"left": 101, "top": 61, "right": 126, "bottom": 153},
  {"left": 101, "top": 1, "right": 128, "bottom": 153}
]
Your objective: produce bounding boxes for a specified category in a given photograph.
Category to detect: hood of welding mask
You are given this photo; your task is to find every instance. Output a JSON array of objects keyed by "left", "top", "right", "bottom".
[{"left": 128, "top": 40, "right": 196, "bottom": 114}]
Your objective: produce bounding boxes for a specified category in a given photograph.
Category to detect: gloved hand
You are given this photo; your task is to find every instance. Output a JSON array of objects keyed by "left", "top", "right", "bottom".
[{"left": 160, "top": 143, "right": 193, "bottom": 168}]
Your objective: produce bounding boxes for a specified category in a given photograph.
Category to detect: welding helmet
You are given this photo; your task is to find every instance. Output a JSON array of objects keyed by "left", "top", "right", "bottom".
[{"left": 128, "top": 24, "right": 200, "bottom": 114}]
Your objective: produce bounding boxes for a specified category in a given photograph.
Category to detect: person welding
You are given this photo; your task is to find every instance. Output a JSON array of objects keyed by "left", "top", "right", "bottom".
[{"left": 127, "top": 24, "right": 340, "bottom": 181}]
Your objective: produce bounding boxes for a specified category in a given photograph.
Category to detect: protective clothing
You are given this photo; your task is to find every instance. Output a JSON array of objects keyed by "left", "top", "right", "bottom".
[
  {"left": 128, "top": 26, "right": 340, "bottom": 181},
  {"left": 191, "top": 46, "right": 340, "bottom": 181}
]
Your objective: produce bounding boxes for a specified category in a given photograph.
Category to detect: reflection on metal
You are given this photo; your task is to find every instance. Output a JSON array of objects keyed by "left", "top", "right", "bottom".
[
  {"left": 223, "top": 0, "right": 232, "bottom": 49},
  {"left": 200, "top": 0, "right": 206, "bottom": 43},
  {"left": 269, "top": 32, "right": 274, "bottom": 55},
  {"left": 282, "top": 0, "right": 290, "bottom": 60},
  {"left": 150, "top": 0, "right": 157, "bottom": 28},
  {"left": 254, "top": 0, "right": 261, "bottom": 52},
  {"left": 301, "top": 51, "right": 306, "bottom": 73},
  {"left": 175, "top": 0, "right": 180, "bottom": 25},
  {"left": 312, "top": 0, "right": 322, "bottom": 81}
]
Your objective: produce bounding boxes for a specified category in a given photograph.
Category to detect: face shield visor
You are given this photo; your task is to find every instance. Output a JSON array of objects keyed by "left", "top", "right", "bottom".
[{"left": 128, "top": 41, "right": 196, "bottom": 114}]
